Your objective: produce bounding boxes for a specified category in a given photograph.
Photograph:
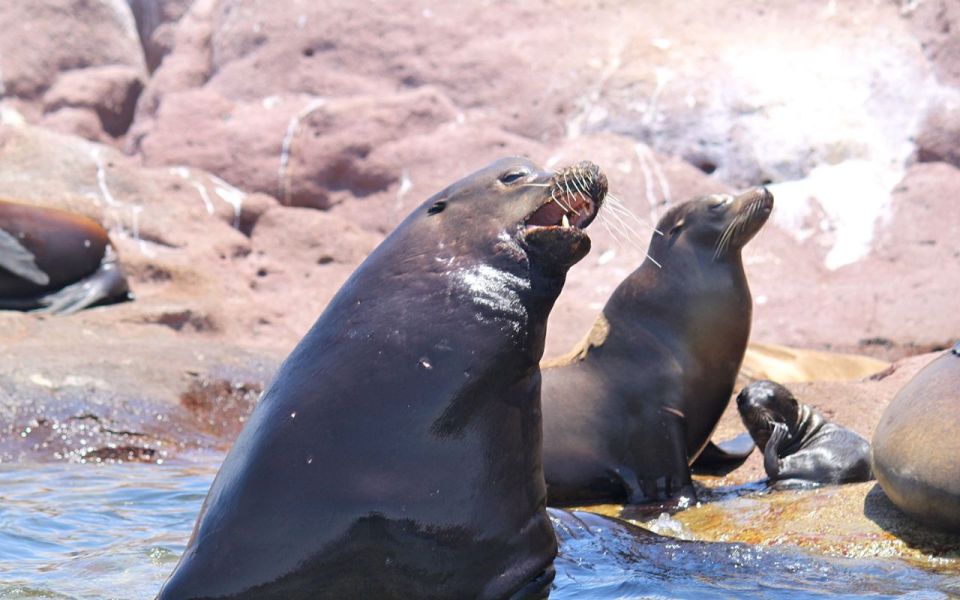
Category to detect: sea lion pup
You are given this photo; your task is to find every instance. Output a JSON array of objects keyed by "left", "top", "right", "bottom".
[
  {"left": 156, "top": 157, "right": 607, "bottom": 600},
  {"left": 873, "top": 343, "right": 960, "bottom": 532},
  {"left": 541, "top": 188, "right": 773, "bottom": 506},
  {"left": 0, "top": 199, "right": 131, "bottom": 314},
  {"left": 736, "top": 380, "right": 873, "bottom": 485}
]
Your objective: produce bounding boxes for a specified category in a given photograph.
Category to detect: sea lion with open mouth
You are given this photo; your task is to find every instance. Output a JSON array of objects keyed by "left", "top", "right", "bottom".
[
  {"left": 156, "top": 157, "right": 607, "bottom": 600},
  {"left": 541, "top": 188, "right": 772, "bottom": 506}
]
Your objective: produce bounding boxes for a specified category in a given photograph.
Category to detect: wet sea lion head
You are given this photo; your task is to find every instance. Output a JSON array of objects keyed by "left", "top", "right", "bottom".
[
  {"left": 408, "top": 157, "right": 607, "bottom": 279},
  {"left": 651, "top": 187, "right": 773, "bottom": 263},
  {"left": 737, "top": 380, "right": 800, "bottom": 450}
]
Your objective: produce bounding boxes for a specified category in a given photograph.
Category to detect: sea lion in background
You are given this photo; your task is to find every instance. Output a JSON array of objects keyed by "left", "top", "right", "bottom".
[
  {"left": 156, "top": 157, "right": 608, "bottom": 600},
  {"left": 541, "top": 188, "right": 773, "bottom": 506},
  {"left": 0, "top": 199, "right": 131, "bottom": 314},
  {"left": 873, "top": 343, "right": 960, "bottom": 532},
  {"left": 736, "top": 380, "right": 873, "bottom": 485}
]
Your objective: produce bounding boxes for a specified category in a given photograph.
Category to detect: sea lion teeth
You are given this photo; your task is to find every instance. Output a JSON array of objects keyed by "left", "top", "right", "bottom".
[
  {"left": 562, "top": 214, "right": 570, "bottom": 228},
  {"left": 156, "top": 156, "right": 606, "bottom": 599}
]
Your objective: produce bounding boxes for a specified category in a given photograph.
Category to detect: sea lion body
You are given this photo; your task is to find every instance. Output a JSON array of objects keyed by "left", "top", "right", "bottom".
[
  {"left": 872, "top": 344, "right": 960, "bottom": 532},
  {"left": 737, "top": 380, "right": 873, "bottom": 485},
  {"left": 157, "top": 158, "right": 607, "bottom": 599},
  {"left": 542, "top": 188, "right": 772, "bottom": 505},
  {"left": 0, "top": 199, "right": 130, "bottom": 313}
]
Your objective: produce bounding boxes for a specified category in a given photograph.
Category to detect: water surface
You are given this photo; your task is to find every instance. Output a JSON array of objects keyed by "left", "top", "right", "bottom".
[{"left": 2, "top": 456, "right": 959, "bottom": 599}]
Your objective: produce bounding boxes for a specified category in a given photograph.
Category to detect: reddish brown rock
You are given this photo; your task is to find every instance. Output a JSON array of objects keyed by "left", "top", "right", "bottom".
[
  {"left": 126, "top": 0, "right": 195, "bottom": 71},
  {"left": 0, "top": 0, "right": 146, "bottom": 139},
  {"left": 899, "top": 0, "right": 960, "bottom": 87},
  {"left": 42, "top": 65, "right": 144, "bottom": 137},
  {"left": 916, "top": 94, "right": 960, "bottom": 168},
  {"left": 139, "top": 87, "right": 458, "bottom": 208}
]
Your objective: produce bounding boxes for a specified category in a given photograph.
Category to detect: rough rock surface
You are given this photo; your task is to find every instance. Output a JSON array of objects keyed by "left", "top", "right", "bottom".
[
  {"left": 578, "top": 353, "right": 960, "bottom": 566},
  {"left": 0, "top": 0, "right": 147, "bottom": 140},
  {"left": 0, "top": 0, "right": 957, "bottom": 455}
]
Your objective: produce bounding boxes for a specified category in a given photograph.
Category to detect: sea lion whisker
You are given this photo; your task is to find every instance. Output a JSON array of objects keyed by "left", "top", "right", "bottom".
[
  {"left": 604, "top": 194, "right": 663, "bottom": 236},
  {"left": 599, "top": 204, "right": 648, "bottom": 243},
  {"left": 597, "top": 208, "right": 648, "bottom": 249},
  {"left": 595, "top": 210, "right": 662, "bottom": 268},
  {"left": 714, "top": 221, "right": 733, "bottom": 257}
]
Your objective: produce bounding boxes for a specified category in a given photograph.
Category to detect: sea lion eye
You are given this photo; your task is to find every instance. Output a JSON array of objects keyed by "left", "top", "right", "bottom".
[
  {"left": 427, "top": 200, "right": 447, "bottom": 215},
  {"left": 708, "top": 195, "right": 732, "bottom": 210},
  {"left": 499, "top": 169, "right": 529, "bottom": 184}
]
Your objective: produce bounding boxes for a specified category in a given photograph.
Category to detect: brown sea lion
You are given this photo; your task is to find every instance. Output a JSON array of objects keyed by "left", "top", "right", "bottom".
[
  {"left": 0, "top": 199, "right": 130, "bottom": 314},
  {"left": 156, "top": 158, "right": 608, "bottom": 600},
  {"left": 737, "top": 380, "right": 873, "bottom": 485},
  {"left": 872, "top": 343, "right": 960, "bottom": 532},
  {"left": 541, "top": 188, "right": 773, "bottom": 506}
]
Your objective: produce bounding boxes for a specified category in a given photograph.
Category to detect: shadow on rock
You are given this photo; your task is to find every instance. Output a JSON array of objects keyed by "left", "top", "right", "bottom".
[{"left": 863, "top": 483, "right": 960, "bottom": 558}]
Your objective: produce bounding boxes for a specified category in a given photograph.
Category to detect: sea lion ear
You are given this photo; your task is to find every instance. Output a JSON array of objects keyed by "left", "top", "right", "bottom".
[
  {"left": 669, "top": 218, "right": 684, "bottom": 235},
  {"left": 427, "top": 199, "right": 447, "bottom": 215}
]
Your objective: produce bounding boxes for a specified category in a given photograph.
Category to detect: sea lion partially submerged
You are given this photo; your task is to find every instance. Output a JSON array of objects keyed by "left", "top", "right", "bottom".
[
  {"left": 873, "top": 343, "right": 960, "bottom": 532},
  {"left": 0, "top": 199, "right": 130, "bottom": 314},
  {"left": 156, "top": 158, "right": 607, "bottom": 599},
  {"left": 541, "top": 188, "right": 772, "bottom": 506},
  {"left": 737, "top": 380, "right": 873, "bottom": 485}
]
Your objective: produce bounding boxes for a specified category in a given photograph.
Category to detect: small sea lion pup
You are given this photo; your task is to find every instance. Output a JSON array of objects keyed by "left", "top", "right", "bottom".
[
  {"left": 541, "top": 188, "right": 772, "bottom": 506},
  {"left": 873, "top": 343, "right": 960, "bottom": 532},
  {"left": 156, "top": 158, "right": 608, "bottom": 600},
  {"left": 737, "top": 380, "right": 873, "bottom": 485},
  {"left": 0, "top": 199, "right": 131, "bottom": 314}
]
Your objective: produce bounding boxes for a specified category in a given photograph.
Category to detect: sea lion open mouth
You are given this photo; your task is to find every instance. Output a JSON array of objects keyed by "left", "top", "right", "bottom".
[{"left": 525, "top": 162, "right": 607, "bottom": 231}]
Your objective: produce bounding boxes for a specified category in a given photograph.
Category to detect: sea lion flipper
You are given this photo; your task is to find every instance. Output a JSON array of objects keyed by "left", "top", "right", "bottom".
[
  {"left": 609, "top": 466, "right": 647, "bottom": 504},
  {"left": 691, "top": 433, "right": 755, "bottom": 475},
  {"left": 763, "top": 422, "right": 790, "bottom": 480},
  {"left": 34, "top": 250, "right": 130, "bottom": 315},
  {"left": 0, "top": 228, "right": 50, "bottom": 286}
]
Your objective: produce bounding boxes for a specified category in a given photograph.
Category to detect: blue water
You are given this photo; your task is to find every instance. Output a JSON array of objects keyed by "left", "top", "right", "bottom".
[
  {"left": 1, "top": 457, "right": 958, "bottom": 599},
  {"left": 0, "top": 458, "right": 216, "bottom": 600}
]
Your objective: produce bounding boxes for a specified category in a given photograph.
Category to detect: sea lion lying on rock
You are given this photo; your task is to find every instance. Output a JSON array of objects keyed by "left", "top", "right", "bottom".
[
  {"left": 0, "top": 199, "right": 130, "bottom": 314},
  {"left": 737, "top": 380, "right": 873, "bottom": 486},
  {"left": 873, "top": 343, "right": 960, "bottom": 532}
]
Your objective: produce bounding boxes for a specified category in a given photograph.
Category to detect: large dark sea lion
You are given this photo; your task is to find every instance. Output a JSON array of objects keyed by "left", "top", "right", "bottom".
[
  {"left": 873, "top": 343, "right": 960, "bottom": 532},
  {"left": 541, "top": 188, "right": 773, "bottom": 506},
  {"left": 0, "top": 199, "right": 130, "bottom": 314},
  {"left": 737, "top": 380, "right": 873, "bottom": 485},
  {"left": 157, "top": 158, "right": 608, "bottom": 600}
]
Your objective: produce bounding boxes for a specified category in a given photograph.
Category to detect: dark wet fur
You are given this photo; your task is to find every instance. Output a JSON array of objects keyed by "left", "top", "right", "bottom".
[{"left": 737, "top": 381, "right": 874, "bottom": 485}]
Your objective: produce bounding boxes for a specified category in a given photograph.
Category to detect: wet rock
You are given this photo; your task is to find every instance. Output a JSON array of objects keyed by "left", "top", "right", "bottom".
[
  {"left": 0, "top": 319, "right": 280, "bottom": 463},
  {"left": 568, "top": 353, "right": 960, "bottom": 566}
]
